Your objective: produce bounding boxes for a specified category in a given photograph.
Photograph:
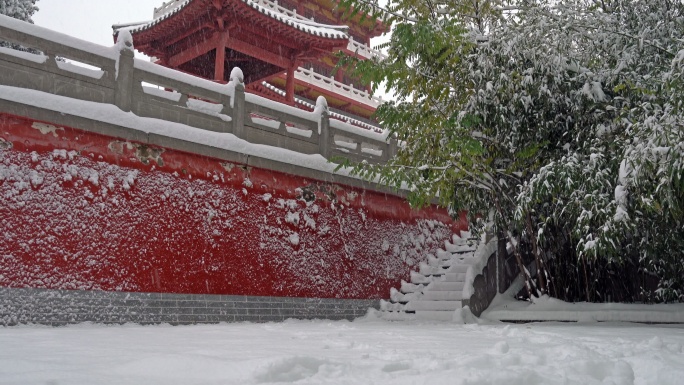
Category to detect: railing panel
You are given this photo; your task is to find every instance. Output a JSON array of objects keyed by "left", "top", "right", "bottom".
[
  {"left": 294, "top": 67, "right": 382, "bottom": 108},
  {"left": 127, "top": 62, "right": 235, "bottom": 133},
  {"left": 0, "top": 51, "right": 117, "bottom": 105},
  {"left": 0, "top": 56, "right": 51, "bottom": 92},
  {"left": 331, "top": 139, "right": 384, "bottom": 163},
  {"left": 245, "top": 102, "right": 318, "bottom": 141},
  {"left": 133, "top": 62, "right": 232, "bottom": 105},
  {"left": 240, "top": 101, "right": 320, "bottom": 154},
  {"left": 0, "top": 18, "right": 118, "bottom": 68},
  {"left": 329, "top": 119, "right": 390, "bottom": 163},
  {"left": 131, "top": 90, "right": 232, "bottom": 134}
]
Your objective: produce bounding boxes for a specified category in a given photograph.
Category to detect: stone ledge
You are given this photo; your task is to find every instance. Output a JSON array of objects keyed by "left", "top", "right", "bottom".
[{"left": 0, "top": 287, "right": 379, "bottom": 326}]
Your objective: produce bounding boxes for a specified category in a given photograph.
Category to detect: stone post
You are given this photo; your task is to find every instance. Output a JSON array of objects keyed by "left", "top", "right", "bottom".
[
  {"left": 229, "top": 67, "right": 245, "bottom": 138},
  {"left": 114, "top": 30, "right": 135, "bottom": 112},
  {"left": 41, "top": 50, "right": 57, "bottom": 93},
  {"left": 388, "top": 136, "right": 398, "bottom": 160},
  {"left": 315, "top": 96, "right": 331, "bottom": 159}
]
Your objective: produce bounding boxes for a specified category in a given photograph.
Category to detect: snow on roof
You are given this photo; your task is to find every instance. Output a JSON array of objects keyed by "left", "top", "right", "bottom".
[
  {"left": 112, "top": 0, "right": 189, "bottom": 35},
  {"left": 118, "top": 0, "right": 348, "bottom": 40},
  {"left": 249, "top": 1, "right": 348, "bottom": 39}
]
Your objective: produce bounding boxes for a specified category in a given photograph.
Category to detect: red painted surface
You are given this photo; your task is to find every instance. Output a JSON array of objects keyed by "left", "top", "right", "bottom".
[{"left": 0, "top": 113, "right": 467, "bottom": 299}]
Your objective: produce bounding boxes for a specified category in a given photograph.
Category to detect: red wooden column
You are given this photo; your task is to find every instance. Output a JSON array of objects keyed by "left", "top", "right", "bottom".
[
  {"left": 214, "top": 32, "right": 229, "bottom": 82},
  {"left": 285, "top": 64, "right": 296, "bottom": 104}
]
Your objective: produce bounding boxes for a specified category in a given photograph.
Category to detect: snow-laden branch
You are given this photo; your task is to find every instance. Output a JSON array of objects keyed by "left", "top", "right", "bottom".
[{"left": 340, "top": 0, "right": 419, "bottom": 23}]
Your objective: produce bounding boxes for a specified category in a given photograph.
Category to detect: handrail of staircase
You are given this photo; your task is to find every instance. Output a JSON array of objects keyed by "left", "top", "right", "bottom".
[
  {"left": 0, "top": 15, "right": 396, "bottom": 165},
  {"left": 461, "top": 235, "right": 511, "bottom": 317}
]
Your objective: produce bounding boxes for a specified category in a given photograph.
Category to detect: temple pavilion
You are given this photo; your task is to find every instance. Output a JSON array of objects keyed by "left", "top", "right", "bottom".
[{"left": 113, "top": 0, "right": 388, "bottom": 130}]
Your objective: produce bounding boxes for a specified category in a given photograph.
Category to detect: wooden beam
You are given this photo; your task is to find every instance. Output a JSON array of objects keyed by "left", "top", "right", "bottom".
[
  {"left": 229, "top": 27, "right": 303, "bottom": 53},
  {"left": 225, "top": 38, "right": 293, "bottom": 69},
  {"left": 164, "top": 22, "right": 214, "bottom": 47},
  {"left": 168, "top": 33, "right": 219, "bottom": 67},
  {"left": 248, "top": 70, "right": 285, "bottom": 86}
]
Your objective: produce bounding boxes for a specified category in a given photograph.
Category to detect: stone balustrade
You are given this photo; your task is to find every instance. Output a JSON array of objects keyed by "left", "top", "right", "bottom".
[
  {"left": 0, "top": 15, "right": 396, "bottom": 165},
  {"left": 295, "top": 67, "right": 384, "bottom": 109}
]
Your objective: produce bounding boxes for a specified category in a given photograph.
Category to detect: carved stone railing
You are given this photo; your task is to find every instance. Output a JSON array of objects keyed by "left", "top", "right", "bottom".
[
  {"left": 347, "top": 39, "right": 387, "bottom": 61},
  {"left": 295, "top": 67, "right": 383, "bottom": 109},
  {"left": 0, "top": 15, "right": 396, "bottom": 165},
  {"left": 260, "top": 81, "right": 383, "bottom": 132}
]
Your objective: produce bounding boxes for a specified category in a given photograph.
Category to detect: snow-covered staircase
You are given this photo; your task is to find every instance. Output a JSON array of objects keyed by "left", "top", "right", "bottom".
[{"left": 380, "top": 231, "right": 478, "bottom": 321}]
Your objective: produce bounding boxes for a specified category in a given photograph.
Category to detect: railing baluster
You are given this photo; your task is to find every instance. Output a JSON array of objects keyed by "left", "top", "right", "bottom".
[
  {"left": 230, "top": 67, "right": 245, "bottom": 138},
  {"left": 316, "top": 96, "right": 331, "bottom": 159},
  {"left": 114, "top": 31, "right": 135, "bottom": 112}
]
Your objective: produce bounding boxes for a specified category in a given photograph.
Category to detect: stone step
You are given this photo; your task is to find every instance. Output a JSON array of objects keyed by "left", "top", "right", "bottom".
[
  {"left": 380, "top": 300, "right": 406, "bottom": 312},
  {"left": 415, "top": 311, "right": 455, "bottom": 321},
  {"left": 380, "top": 311, "right": 416, "bottom": 321},
  {"left": 449, "top": 258, "right": 477, "bottom": 268},
  {"left": 400, "top": 280, "right": 423, "bottom": 293},
  {"left": 419, "top": 263, "right": 448, "bottom": 276},
  {"left": 422, "top": 291, "right": 463, "bottom": 301},
  {"left": 436, "top": 249, "right": 451, "bottom": 260},
  {"left": 439, "top": 260, "right": 475, "bottom": 270},
  {"left": 443, "top": 272, "right": 466, "bottom": 282},
  {"left": 427, "top": 281, "right": 465, "bottom": 291},
  {"left": 410, "top": 271, "right": 437, "bottom": 284},
  {"left": 447, "top": 264, "right": 470, "bottom": 274},
  {"left": 442, "top": 264, "right": 470, "bottom": 274},
  {"left": 444, "top": 243, "right": 477, "bottom": 253},
  {"left": 450, "top": 236, "right": 470, "bottom": 246},
  {"left": 406, "top": 300, "right": 462, "bottom": 311},
  {"left": 427, "top": 255, "right": 441, "bottom": 267},
  {"left": 412, "top": 270, "right": 466, "bottom": 284},
  {"left": 451, "top": 254, "right": 477, "bottom": 262},
  {"left": 391, "top": 288, "right": 421, "bottom": 303},
  {"left": 390, "top": 288, "right": 405, "bottom": 302}
]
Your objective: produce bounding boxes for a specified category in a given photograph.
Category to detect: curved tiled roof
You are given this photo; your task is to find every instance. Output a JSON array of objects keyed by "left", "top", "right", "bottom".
[
  {"left": 248, "top": 2, "right": 348, "bottom": 39},
  {"left": 117, "top": 0, "right": 348, "bottom": 41},
  {"left": 116, "top": 0, "right": 191, "bottom": 34}
]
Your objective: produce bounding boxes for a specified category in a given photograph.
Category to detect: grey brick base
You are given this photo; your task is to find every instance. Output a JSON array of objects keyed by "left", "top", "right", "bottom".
[{"left": 0, "top": 287, "right": 380, "bottom": 326}]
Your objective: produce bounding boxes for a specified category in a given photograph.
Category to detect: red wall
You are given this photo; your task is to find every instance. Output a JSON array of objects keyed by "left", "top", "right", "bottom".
[{"left": 0, "top": 113, "right": 466, "bottom": 299}]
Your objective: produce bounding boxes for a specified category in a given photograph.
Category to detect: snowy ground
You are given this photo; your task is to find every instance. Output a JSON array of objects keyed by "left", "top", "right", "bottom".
[
  {"left": 0, "top": 317, "right": 683, "bottom": 385},
  {"left": 483, "top": 294, "right": 684, "bottom": 324}
]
